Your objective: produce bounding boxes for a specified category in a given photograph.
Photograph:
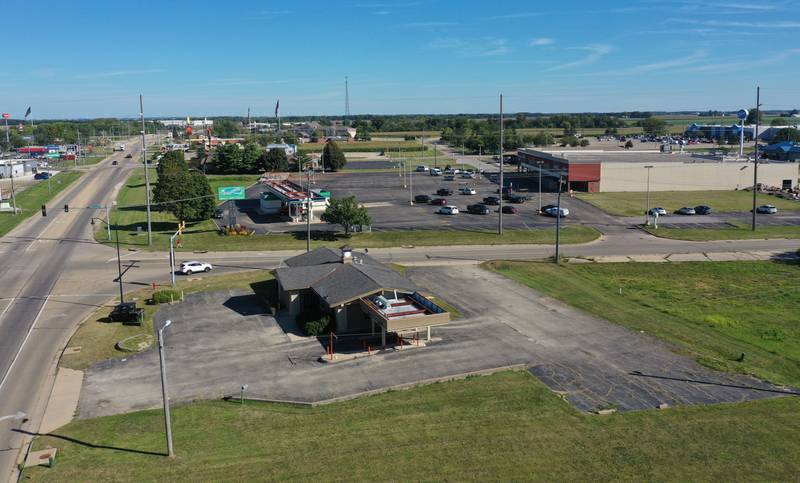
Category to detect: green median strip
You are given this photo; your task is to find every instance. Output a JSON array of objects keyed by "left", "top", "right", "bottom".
[
  {"left": 0, "top": 171, "right": 84, "bottom": 237},
  {"left": 644, "top": 222, "right": 800, "bottom": 241}
]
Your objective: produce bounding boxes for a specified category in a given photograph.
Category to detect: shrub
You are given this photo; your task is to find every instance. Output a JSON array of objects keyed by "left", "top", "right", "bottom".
[
  {"left": 296, "top": 308, "right": 331, "bottom": 336},
  {"left": 152, "top": 289, "right": 182, "bottom": 304}
]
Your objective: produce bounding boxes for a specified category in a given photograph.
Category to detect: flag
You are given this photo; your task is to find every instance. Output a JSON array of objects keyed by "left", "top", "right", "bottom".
[
  {"left": 24, "top": 107, "right": 31, "bottom": 118},
  {"left": 274, "top": 99, "right": 279, "bottom": 118}
]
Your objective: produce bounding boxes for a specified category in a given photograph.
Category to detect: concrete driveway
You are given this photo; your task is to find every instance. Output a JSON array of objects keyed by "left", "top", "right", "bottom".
[{"left": 79, "top": 268, "right": 787, "bottom": 418}]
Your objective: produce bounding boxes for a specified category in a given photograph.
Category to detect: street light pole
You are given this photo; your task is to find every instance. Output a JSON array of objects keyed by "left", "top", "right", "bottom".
[
  {"left": 306, "top": 167, "right": 312, "bottom": 253},
  {"left": 644, "top": 165, "right": 654, "bottom": 225},
  {"left": 537, "top": 160, "right": 543, "bottom": 212},
  {"left": 751, "top": 86, "right": 761, "bottom": 232},
  {"left": 140, "top": 95, "right": 153, "bottom": 246},
  {"left": 157, "top": 319, "right": 175, "bottom": 458},
  {"left": 555, "top": 175, "right": 563, "bottom": 264},
  {"left": 498, "top": 94, "right": 504, "bottom": 235}
]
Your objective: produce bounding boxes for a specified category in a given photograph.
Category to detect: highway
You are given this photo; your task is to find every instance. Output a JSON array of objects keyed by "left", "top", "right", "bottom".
[
  {"left": 0, "top": 139, "right": 147, "bottom": 481},
  {"left": 0, "top": 140, "right": 798, "bottom": 481}
]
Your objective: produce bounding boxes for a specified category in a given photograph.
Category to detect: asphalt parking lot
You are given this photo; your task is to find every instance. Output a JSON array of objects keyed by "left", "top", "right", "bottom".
[
  {"left": 78, "top": 267, "right": 788, "bottom": 418},
  {"left": 231, "top": 171, "right": 602, "bottom": 234}
]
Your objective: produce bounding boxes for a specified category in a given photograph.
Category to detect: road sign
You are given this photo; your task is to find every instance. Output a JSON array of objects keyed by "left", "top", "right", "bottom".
[
  {"left": 218, "top": 186, "right": 246, "bottom": 200},
  {"left": 737, "top": 109, "right": 749, "bottom": 121}
]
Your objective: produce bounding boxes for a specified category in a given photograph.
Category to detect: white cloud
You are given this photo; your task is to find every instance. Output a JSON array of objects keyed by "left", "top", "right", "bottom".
[
  {"left": 429, "top": 38, "right": 510, "bottom": 57},
  {"left": 628, "top": 50, "right": 707, "bottom": 73},
  {"left": 546, "top": 44, "right": 613, "bottom": 71},
  {"left": 529, "top": 38, "right": 554, "bottom": 46},
  {"left": 74, "top": 69, "right": 164, "bottom": 80},
  {"left": 682, "top": 48, "right": 800, "bottom": 73},
  {"left": 669, "top": 18, "right": 800, "bottom": 28},
  {"left": 490, "top": 12, "right": 540, "bottom": 19}
]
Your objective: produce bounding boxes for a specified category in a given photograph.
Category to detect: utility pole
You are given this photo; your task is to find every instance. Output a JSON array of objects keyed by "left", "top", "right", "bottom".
[
  {"left": 555, "top": 175, "right": 563, "bottom": 264},
  {"left": 644, "top": 165, "right": 654, "bottom": 225},
  {"left": 140, "top": 95, "right": 153, "bottom": 245},
  {"left": 498, "top": 94, "right": 504, "bottom": 235},
  {"left": 306, "top": 167, "right": 312, "bottom": 253},
  {"left": 9, "top": 170, "right": 17, "bottom": 216},
  {"left": 157, "top": 320, "right": 175, "bottom": 458},
  {"left": 537, "top": 160, "right": 543, "bottom": 212},
  {"left": 409, "top": 161, "right": 414, "bottom": 205},
  {"left": 751, "top": 87, "right": 761, "bottom": 232}
]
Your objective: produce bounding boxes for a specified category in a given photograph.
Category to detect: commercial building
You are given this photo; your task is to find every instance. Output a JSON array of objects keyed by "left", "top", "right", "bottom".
[
  {"left": 685, "top": 123, "right": 799, "bottom": 142},
  {"left": 762, "top": 142, "right": 800, "bottom": 161},
  {"left": 258, "top": 178, "right": 329, "bottom": 222},
  {"left": 516, "top": 149, "right": 798, "bottom": 192},
  {"left": 275, "top": 247, "right": 449, "bottom": 344},
  {"left": 266, "top": 143, "right": 297, "bottom": 156}
]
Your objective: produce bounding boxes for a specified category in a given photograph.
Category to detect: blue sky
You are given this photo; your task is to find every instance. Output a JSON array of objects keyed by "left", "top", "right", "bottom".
[{"left": 2, "top": 0, "right": 799, "bottom": 118}]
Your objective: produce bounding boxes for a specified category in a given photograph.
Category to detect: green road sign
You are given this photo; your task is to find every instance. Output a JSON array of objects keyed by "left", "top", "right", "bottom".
[
  {"left": 218, "top": 186, "right": 246, "bottom": 200},
  {"left": 89, "top": 204, "right": 103, "bottom": 209}
]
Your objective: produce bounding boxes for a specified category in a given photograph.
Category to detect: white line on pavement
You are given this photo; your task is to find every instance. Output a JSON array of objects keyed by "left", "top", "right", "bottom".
[{"left": 0, "top": 296, "right": 49, "bottom": 393}]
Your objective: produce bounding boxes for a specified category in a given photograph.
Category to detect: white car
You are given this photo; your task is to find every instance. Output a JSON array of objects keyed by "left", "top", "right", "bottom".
[
  {"left": 461, "top": 186, "right": 477, "bottom": 195},
  {"left": 180, "top": 261, "right": 213, "bottom": 275},
  {"left": 429, "top": 168, "right": 442, "bottom": 176},
  {"left": 461, "top": 172, "right": 475, "bottom": 179},
  {"left": 438, "top": 205, "right": 459, "bottom": 215},
  {"left": 416, "top": 165, "right": 429, "bottom": 172},
  {"left": 544, "top": 206, "right": 569, "bottom": 218},
  {"left": 755, "top": 204, "right": 778, "bottom": 214}
]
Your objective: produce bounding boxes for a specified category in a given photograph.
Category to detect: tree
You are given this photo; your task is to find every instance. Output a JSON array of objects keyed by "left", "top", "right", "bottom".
[
  {"left": 321, "top": 140, "right": 347, "bottom": 171},
  {"left": 157, "top": 150, "right": 187, "bottom": 176},
  {"left": 260, "top": 148, "right": 289, "bottom": 171},
  {"left": 771, "top": 117, "right": 790, "bottom": 127},
  {"left": 773, "top": 128, "right": 800, "bottom": 143},
  {"left": 745, "top": 108, "right": 762, "bottom": 125},
  {"left": 212, "top": 144, "right": 245, "bottom": 173},
  {"left": 640, "top": 117, "right": 667, "bottom": 135},
  {"left": 168, "top": 171, "right": 215, "bottom": 221},
  {"left": 241, "top": 143, "right": 262, "bottom": 172},
  {"left": 624, "top": 140, "right": 634, "bottom": 149},
  {"left": 561, "top": 135, "right": 579, "bottom": 147},
  {"left": 320, "top": 196, "right": 371, "bottom": 235},
  {"left": 356, "top": 126, "right": 371, "bottom": 141},
  {"left": 531, "top": 132, "right": 554, "bottom": 147},
  {"left": 579, "top": 138, "right": 590, "bottom": 147},
  {"left": 211, "top": 119, "right": 242, "bottom": 138}
]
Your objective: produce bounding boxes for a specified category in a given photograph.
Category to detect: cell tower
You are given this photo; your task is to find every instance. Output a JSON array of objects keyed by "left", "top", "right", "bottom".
[{"left": 345, "top": 76, "right": 350, "bottom": 125}]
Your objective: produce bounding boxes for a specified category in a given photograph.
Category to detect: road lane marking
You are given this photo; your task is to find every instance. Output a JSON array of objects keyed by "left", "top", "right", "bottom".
[{"left": 0, "top": 296, "right": 49, "bottom": 393}]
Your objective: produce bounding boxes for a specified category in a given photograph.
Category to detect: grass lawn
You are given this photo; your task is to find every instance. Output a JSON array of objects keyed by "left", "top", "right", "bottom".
[
  {"left": 576, "top": 190, "right": 800, "bottom": 216},
  {"left": 373, "top": 130, "right": 442, "bottom": 137},
  {"left": 0, "top": 171, "right": 83, "bottom": 237},
  {"left": 103, "top": 170, "right": 599, "bottom": 251},
  {"left": 645, "top": 222, "right": 800, "bottom": 240},
  {"left": 25, "top": 370, "right": 800, "bottom": 481},
  {"left": 486, "top": 260, "right": 800, "bottom": 387},
  {"left": 60, "top": 270, "right": 274, "bottom": 371},
  {"left": 205, "top": 174, "right": 262, "bottom": 200},
  {"left": 297, "top": 140, "right": 427, "bottom": 154}
]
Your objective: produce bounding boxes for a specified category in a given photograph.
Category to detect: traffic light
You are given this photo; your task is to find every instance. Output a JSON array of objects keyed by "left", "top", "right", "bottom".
[
  {"left": 64, "top": 204, "right": 69, "bottom": 213},
  {"left": 41, "top": 205, "right": 47, "bottom": 217}
]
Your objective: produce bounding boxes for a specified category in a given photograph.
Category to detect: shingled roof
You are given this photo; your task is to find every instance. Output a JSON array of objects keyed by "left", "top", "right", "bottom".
[{"left": 276, "top": 247, "right": 416, "bottom": 306}]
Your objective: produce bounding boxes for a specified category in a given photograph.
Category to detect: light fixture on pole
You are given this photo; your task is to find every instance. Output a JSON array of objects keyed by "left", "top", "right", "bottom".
[
  {"left": 555, "top": 175, "right": 563, "bottom": 264},
  {"left": 158, "top": 319, "right": 175, "bottom": 458},
  {"left": 644, "top": 165, "right": 654, "bottom": 225}
]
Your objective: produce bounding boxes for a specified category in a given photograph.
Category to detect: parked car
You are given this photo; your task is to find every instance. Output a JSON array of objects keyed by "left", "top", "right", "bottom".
[
  {"left": 431, "top": 198, "right": 448, "bottom": 206},
  {"left": 501, "top": 205, "right": 518, "bottom": 214},
  {"left": 676, "top": 207, "right": 696, "bottom": 215},
  {"left": 460, "top": 172, "right": 475, "bottom": 179},
  {"left": 467, "top": 204, "right": 490, "bottom": 215},
  {"left": 111, "top": 160, "right": 118, "bottom": 165},
  {"left": 213, "top": 208, "right": 224, "bottom": 219},
  {"left": 108, "top": 302, "right": 145, "bottom": 325},
  {"left": 483, "top": 196, "right": 500, "bottom": 205},
  {"left": 755, "top": 204, "right": 778, "bottom": 214},
  {"left": 444, "top": 175, "right": 455, "bottom": 181},
  {"left": 436, "top": 188, "right": 453, "bottom": 196},
  {"left": 694, "top": 205, "right": 713, "bottom": 215},
  {"left": 438, "top": 205, "right": 459, "bottom": 215},
  {"left": 647, "top": 207, "right": 667, "bottom": 216},
  {"left": 416, "top": 165, "right": 429, "bottom": 172},
  {"left": 429, "top": 168, "right": 442, "bottom": 176},
  {"left": 125, "top": 153, "right": 133, "bottom": 159},
  {"left": 180, "top": 261, "right": 213, "bottom": 275},
  {"left": 414, "top": 194, "right": 431, "bottom": 203},
  {"left": 34, "top": 172, "right": 51, "bottom": 180},
  {"left": 509, "top": 194, "right": 527, "bottom": 204},
  {"left": 461, "top": 186, "right": 477, "bottom": 195},
  {"left": 544, "top": 206, "right": 569, "bottom": 217}
]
